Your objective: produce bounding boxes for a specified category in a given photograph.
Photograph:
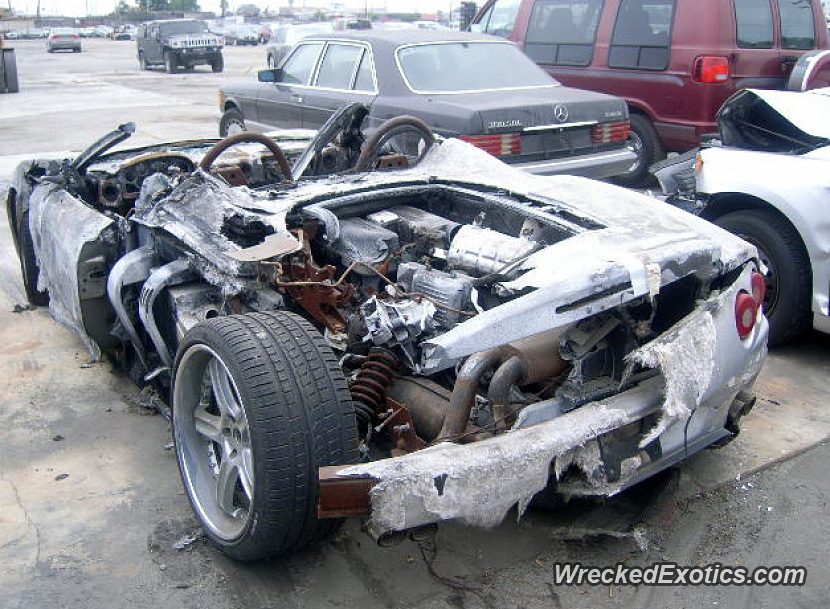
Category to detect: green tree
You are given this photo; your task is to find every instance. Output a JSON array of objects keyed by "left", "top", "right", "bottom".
[{"left": 170, "top": 0, "right": 200, "bottom": 10}]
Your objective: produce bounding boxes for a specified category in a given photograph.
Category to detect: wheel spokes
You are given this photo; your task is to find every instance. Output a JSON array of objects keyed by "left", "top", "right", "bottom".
[
  {"left": 194, "top": 405, "right": 222, "bottom": 443},
  {"left": 208, "top": 358, "right": 243, "bottom": 420},
  {"left": 216, "top": 457, "right": 241, "bottom": 515}
]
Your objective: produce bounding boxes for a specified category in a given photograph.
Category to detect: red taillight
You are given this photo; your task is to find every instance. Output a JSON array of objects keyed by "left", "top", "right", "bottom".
[
  {"left": 735, "top": 291, "right": 757, "bottom": 340},
  {"left": 735, "top": 271, "right": 766, "bottom": 340},
  {"left": 591, "top": 121, "right": 630, "bottom": 144},
  {"left": 460, "top": 133, "right": 522, "bottom": 157},
  {"left": 73, "top": 35, "right": 81, "bottom": 40},
  {"left": 751, "top": 271, "right": 766, "bottom": 310},
  {"left": 693, "top": 56, "right": 730, "bottom": 83}
]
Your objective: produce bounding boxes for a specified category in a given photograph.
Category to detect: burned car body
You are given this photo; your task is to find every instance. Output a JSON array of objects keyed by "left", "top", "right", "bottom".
[
  {"left": 7, "top": 109, "right": 767, "bottom": 560},
  {"left": 654, "top": 87, "right": 830, "bottom": 346}
]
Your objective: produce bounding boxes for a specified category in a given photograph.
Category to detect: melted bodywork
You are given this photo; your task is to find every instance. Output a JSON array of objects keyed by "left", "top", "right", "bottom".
[{"left": 8, "top": 109, "right": 767, "bottom": 545}]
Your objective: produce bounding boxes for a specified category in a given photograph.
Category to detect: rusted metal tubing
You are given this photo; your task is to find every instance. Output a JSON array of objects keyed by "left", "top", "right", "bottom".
[
  {"left": 386, "top": 376, "right": 452, "bottom": 442},
  {"left": 488, "top": 355, "right": 527, "bottom": 431},
  {"left": 437, "top": 348, "right": 503, "bottom": 441}
]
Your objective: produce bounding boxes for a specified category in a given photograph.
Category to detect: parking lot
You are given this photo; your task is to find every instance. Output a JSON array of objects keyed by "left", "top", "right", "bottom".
[{"left": 2, "top": 37, "right": 830, "bottom": 609}]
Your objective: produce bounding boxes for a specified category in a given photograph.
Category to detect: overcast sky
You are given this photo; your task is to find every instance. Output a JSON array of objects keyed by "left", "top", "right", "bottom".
[{"left": 7, "top": 0, "right": 458, "bottom": 17}]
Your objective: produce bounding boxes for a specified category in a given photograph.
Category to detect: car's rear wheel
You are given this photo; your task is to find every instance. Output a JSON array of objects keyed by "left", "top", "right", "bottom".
[
  {"left": 164, "top": 51, "right": 177, "bottom": 74},
  {"left": 714, "top": 209, "right": 812, "bottom": 346},
  {"left": 219, "top": 107, "right": 246, "bottom": 137},
  {"left": 211, "top": 54, "right": 224, "bottom": 73},
  {"left": 172, "top": 311, "right": 358, "bottom": 561},
  {"left": 613, "top": 113, "right": 663, "bottom": 188},
  {"left": 17, "top": 210, "right": 49, "bottom": 306},
  {"left": 138, "top": 53, "right": 149, "bottom": 70}
]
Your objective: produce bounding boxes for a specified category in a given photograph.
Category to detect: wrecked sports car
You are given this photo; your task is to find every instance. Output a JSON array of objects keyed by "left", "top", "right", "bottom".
[{"left": 6, "top": 105, "right": 767, "bottom": 561}]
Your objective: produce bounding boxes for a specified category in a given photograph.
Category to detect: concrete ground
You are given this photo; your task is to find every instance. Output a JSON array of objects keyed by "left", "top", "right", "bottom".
[{"left": 1, "top": 38, "right": 829, "bottom": 609}]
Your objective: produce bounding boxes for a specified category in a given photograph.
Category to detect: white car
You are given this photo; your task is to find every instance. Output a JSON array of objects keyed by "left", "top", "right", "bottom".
[{"left": 656, "top": 87, "right": 830, "bottom": 345}]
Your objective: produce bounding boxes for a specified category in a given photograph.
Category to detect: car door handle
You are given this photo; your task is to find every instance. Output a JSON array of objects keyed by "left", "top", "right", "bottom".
[{"left": 292, "top": 94, "right": 303, "bottom": 103}]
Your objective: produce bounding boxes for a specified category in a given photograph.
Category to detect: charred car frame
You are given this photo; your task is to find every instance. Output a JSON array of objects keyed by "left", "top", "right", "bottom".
[{"left": 7, "top": 105, "right": 767, "bottom": 560}]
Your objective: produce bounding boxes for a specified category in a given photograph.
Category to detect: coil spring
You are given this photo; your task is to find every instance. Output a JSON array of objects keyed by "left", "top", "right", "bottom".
[{"left": 350, "top": 348, "right": 398, "bottom": 422}]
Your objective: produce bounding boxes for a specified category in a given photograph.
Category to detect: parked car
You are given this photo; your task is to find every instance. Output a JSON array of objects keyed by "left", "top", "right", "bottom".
[
  {"left": 265, "top": 21, "right": 334, "bottom": 68},
  {"left": 6, "top": 106, "right": 766, "bottom": 560},
  {"left": 653, "top": 86, "right": 830, "bottom": 346},
  {"left": 111, "top": 24, "right": 136, "bottom": 40},
  {"left": 47, "top": 28, "right": 82, "bottom": 53},
  {"left": 472, "top": 0, "right": 829, "bottom": 185},
  {"left": 224, "top": 30, "right": 635, "bottom": 179},
  {"left": 136, "top": 19, "right": 224, "bottom": 73},
  {"left": 222, "top": 23, "right": 261, "bottom": 46}
]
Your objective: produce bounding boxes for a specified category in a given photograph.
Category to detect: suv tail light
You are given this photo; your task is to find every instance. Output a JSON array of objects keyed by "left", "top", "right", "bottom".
[
  {"left": 735, "top": 271, "right": 766, "bottom": 340},
  {"left": 459, "top": 133, "right": 521, "bottom": 157},
  {"left": 591, "top": 121, "right": 630, "bottom": 144},
  {"left": 694, "top": 56, "right": 730, "bottom": 83}
]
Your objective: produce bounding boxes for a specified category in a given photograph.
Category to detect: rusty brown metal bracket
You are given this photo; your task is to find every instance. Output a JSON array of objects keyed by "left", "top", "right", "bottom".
[
  {"left": 318, "top": 397, "right": 427, "bottom": 519},
  {"left": 280, "top": 229, "right": 355, "bottom": 332},
  {"left": 318, "top": 465, "right": 374, "bottom": 519},
  {"left": 377, "top": 397, "right": 427, "bottom": 455}
]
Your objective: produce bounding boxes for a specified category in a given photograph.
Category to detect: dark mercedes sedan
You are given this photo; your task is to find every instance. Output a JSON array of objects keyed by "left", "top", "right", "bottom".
[{"left": 218, "top": 30, "right": 635, "bottom": 179}]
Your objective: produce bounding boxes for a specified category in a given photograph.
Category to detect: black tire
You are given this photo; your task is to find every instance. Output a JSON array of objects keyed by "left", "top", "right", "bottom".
[
  {"left": 613, "top": 113, "right": 663, "bottom": 188},
  {"left": 211, "top": 54, "right": 224, "bottom": 73},
  {"left": 2, "top": 50, "right": 19, "bottom": 93},
  {"left": 714, "top": 209, "right": 812, "bottom": 346},
  {"left": 164, "top": 51, "right": 177, "bottom": 74},
  {"left": 219, "top": 107, "right": 246, "bottom": 137},
  {"left": 172, "top": 311, "right": 358, "bottom": 561},
  {"left": 17, "top": 211, "right": 49, "bottom": 306},
  {"left": 138, "top": 53, "right": 148, "bottom": 71}
]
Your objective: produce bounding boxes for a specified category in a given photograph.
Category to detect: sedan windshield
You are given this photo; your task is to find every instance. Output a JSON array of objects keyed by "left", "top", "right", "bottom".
[
  {"left": 160, "top": 21, "right": 208, "bottom": 36},
  {"left": 397, "top": 41, "right": 557, "bottom": 92}
]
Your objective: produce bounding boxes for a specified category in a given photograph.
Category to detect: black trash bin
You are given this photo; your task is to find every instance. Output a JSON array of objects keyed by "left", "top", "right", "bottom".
[{"left": 1, "top": 46, "right": 20, "bottom": 94}]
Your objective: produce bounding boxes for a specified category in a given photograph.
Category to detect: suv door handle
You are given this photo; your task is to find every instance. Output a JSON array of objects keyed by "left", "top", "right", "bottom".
[{"left": 780, "top": 55, "right": 798, "bottom": 64}]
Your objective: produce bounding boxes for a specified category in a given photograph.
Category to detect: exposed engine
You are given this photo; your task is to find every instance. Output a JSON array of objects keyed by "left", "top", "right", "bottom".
[
  {"left": 244, "top": 191, "right": 683, "bottom": 462},
  {"left": 283, "top": 204, "right": 543, "bottom": 364}
]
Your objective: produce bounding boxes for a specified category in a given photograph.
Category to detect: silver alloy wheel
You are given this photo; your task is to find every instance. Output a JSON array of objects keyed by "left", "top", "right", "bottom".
[
  {"left": 224, "top": 119, "right": 245, "bottom": 136},
  {"left": 625, "top": 129, "right": 644, "bottom": 174},
  {"left": 174, "top": 344, "right": 255, "bottom": 541}
]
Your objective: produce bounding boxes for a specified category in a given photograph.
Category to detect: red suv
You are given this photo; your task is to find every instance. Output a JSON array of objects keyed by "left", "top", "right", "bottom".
[{"left": 473, "top": 0, "right": 829, "bottom": 185}]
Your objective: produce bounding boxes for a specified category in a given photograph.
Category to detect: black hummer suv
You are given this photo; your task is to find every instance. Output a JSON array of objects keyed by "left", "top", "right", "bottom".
[{"left": 136, "top": 19, "right": 224, "bottom": 73}]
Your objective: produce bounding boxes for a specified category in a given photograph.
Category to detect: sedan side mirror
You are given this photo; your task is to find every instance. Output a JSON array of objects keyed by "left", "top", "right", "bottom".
[{"left": 258, "top": 68, "right": 282, "bottom": 83}]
